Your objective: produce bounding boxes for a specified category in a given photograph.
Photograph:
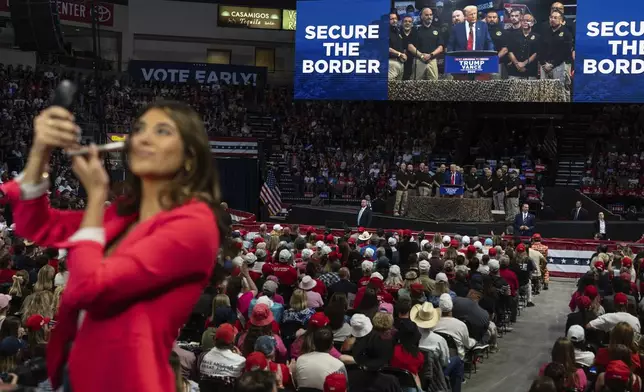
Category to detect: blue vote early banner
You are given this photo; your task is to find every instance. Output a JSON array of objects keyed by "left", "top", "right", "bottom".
[
  {"left": 294, "top": 0, "right": 390, "bottom": 100},
  {"left": 128, "top": 60, "right": 267, "bottom": 87},
  {"left": 574, "top": 1, "right": 644, "bottom": 103},
  {"left": 445, "top": 51, "right": 499, "bottom": 74}
]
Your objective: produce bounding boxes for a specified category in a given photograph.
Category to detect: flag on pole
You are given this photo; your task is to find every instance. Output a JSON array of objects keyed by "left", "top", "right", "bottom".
[
  {"left": 543, "top": 124, "right": 557, "bottom": 159},
  {"left": 260, "top": 169, "right": 282, "bottom": 216}
]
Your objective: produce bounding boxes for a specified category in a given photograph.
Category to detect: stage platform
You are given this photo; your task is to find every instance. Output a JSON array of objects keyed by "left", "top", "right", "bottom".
[{"left": 288, "top": 204, "right": 644, "bottom": 241}]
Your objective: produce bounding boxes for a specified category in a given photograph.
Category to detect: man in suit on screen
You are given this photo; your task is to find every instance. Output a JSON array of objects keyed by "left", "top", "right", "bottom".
[
  {"left": 514, "top": 203, "right": 536, "bottom": 237},
  {"left": 447, "top": 5, "right": 495, "bottom": 53}
]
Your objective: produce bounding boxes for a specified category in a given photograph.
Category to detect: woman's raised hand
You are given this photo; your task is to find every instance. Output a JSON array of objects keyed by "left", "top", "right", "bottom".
[{"left": 32, "top": 106, "right": 81, "bottom": 154}]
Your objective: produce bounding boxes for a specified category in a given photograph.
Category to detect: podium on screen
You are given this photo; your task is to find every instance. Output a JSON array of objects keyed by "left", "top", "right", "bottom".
[{"left": 445, "top": 50, "right": 499, "bottom": 75}]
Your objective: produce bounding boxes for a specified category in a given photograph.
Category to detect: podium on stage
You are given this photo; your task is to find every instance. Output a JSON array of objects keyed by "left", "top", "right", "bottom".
[
  {"left": 445, "top": 50, "right": 499, "bottom": 75},
  {"left": 440, "top": 185, "right": 464, "bottom": 197}
]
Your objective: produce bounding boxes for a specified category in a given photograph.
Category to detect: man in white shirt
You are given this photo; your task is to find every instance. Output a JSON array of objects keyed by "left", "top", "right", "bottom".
[
  {"left": 293, "top": 329, "right": 346, "bottom": 390},
  {"left": 199, "top": 323, "right": 246, "bottom": 385},
  {"left": 587, "top": 293, "right": 640, "bottom": 334},
  {"left": 433, "top": 294, "right": 477, "bottom": 360},
  {"left": 567, "top": 325, "right": 595, "bottom": 367}
]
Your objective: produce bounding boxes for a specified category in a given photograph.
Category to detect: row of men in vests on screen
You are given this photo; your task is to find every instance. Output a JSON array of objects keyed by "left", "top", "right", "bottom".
[{"left": 388, "top": 2, "right": 574, "bottom": 86}]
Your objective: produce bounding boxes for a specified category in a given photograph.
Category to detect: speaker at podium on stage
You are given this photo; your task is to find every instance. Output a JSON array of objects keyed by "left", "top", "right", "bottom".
[{"left": 441, "top": 165, "right": 464, "bottom": 197}]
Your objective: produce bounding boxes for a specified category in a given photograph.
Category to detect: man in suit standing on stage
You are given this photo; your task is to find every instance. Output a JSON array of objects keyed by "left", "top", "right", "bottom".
[
  {"left": 357, "top": 199, "right": 373, "bottom": 227},
  {"left": 447, "top": 5, "right": 495, "bottom": 81},
  {"left": 570, "top": 200, "right": 588, "bottom": 221},
  {"left": 444, "top": 164, "right": 463, "bottom": 186},
  {"left": 514, "top": 203, "right": 535, "bottom": 236}
]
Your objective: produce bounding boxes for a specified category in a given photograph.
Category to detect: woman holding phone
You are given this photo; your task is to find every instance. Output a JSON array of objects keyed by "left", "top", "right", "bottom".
[{"left": 0, "top": 101, "right": 226, "bottom": 391}]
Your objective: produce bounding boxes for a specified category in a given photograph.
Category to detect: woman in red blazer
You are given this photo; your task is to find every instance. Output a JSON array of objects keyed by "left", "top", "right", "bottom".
[{"left": 1, "top": 101, "right": 225, "bottom": 391}]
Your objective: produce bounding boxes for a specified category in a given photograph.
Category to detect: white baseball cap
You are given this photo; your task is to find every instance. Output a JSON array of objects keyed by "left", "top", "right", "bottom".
[{"left": 567, "top": 325, "right": 585, "bottom": 343}]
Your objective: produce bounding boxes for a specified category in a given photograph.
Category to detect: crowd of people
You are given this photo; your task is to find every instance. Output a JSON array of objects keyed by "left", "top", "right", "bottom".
[
  {"left": 581, "top": 105, "right": 644, "bottom": 218},
  {"left": 170, "top": 224, "right": 554, "bottom": 392},
  {"left": 538, "top": 243, "right": 644, "bottom": 392}
]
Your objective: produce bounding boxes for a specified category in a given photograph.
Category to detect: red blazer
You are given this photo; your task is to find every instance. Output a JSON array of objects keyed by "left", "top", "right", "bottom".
[{"left": 2, "top": 180, "right": 219, "bottom": 392}]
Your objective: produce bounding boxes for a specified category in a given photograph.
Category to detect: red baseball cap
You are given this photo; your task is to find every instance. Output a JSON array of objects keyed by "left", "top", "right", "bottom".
[
  {"left": 358, "top": 227, "right": 365, "bottom": 233},
  {"left": 245, "top": 351, "right": 269, "bottom": 371},
  {"left": 488, "top": 248, "right": 497, "bottom": 257},
  {"left": 516, "top": 244, "right": 526, "bottom": 253},
  {"left": 532, "top": 233, "right": 542, "bottom": 240},
  {"left": 309, "top": 312, "right": 330, "bottom": 328},
  {"left": 25, "top": 314, "right": 51, "bottom": 331},
  {"left": 595, "top": 261, "right": 605, "bottom": 271},
  {"left": 467, "top": 245, "right": 476, "bottom": 254},
  {"left": 403, "top": 229, "right": 412, "bottom": 238},
  {"left": 326, "top": 234, "right": 335, "bottom": 244},
  {"left": 410, "top": 282, "right": 425, "bottom": 294},
  {"left": 348, "top": 237, "right": 357, "bottom": 245},
  {"left": 606, "top": 360, "right": 631, "bottom": 383},
  {"left": 614, "top": 292, "right": 628, "bottom": 306},
  {"left": 250, "top": 304, "right": 274, "bottom": 327},
  {"left": 584, "top": 285, "right": 598, "bottom": 300},
  {"left": 450, "top": 239, "right": 459, "bottom": 248},
  {"left": 577, "top": 295, "right": 592, "bottom": 310},
  {"left": 215, "top": 323, "right": 236, "bottom": 345},
  {"left": 622, "top": 257, "right": 633, "bottom": 268},
  {"left": 324, "top": 373, "right": 347, "bottom": 392},
  {"left": 620, "top": 272, "right": 631, "bottom": 282}
]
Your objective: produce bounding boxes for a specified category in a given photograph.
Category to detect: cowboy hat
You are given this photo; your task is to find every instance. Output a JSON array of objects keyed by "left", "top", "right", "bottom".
[
  {"left": 299, "top": 275, "right": 317, "bottom": 291},
  {"left": 410, "top": 302, "right": 440, "bottom": 329},
  {"left": 358, "top": 231, "right": 371, "bottom": 241}
]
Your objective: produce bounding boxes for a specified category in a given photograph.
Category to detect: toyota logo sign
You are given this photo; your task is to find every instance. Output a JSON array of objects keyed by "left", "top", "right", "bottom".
[{"left": 94, "top": 5, "right": 111, "bottom": 23}]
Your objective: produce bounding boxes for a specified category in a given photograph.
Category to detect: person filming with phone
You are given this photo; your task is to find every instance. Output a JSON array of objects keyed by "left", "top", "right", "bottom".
[{"left": 0, "top": 96, "right": 227, "bottom": 391}]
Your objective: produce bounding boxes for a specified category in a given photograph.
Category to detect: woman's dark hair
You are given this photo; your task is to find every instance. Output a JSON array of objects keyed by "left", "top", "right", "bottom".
[
  {"left": 0, "top": 316, "right": 20, "bottom": 340},
  {"left": 225, "top": 276, "right": 243, "bottom": 314},
  {"left": 13, "top": 243, "right": 24, "bottom": 256},
  {"left": 242, "top": 324, "right": 272, "bottom": 357},
  {"left": 577, "top": 272, "right": 596, "bottom": 294},
  {"left": 348, "top": 250, "right": 362, "bottom": 268},
  {"left": 305, "top": 260, "right": 319, "bottom": 278},
  {"left": 42, "top": 248, "right": 58, "bottom": 259},
  {"left": 57, "top": 260, "right": 67, "bottom": 274},
  {"left": 398, "top": 324, "right": 421, "bottom": 356},
  {"left": 356, "top": 288, "right": 379, "bottom": 318},
  {"left": 529, "top": 376, "right": 556, "bottom": 392},
  {"left": 0, "top": 254, "right": 10, "bottom": 269},
  {"left": 116, "top": 101, "right": 231, "bottom": 253},
  {"left": 608, "top": 344, "right": 632, "bottom": 366},
  {"left": 469, "top": 258, "right": 480, "bottom": 272},
  {"left": 543, "top": 362, "right": 566, "bottom": 392},
  {"left": 237, "top": 370, "right": 276, "bottom": 392},
  {"left": 550, "top": 338, "right": 579, "bottom": 388},
  {"left": 325, "top": 293, "right": 348, "bottom": 330}
]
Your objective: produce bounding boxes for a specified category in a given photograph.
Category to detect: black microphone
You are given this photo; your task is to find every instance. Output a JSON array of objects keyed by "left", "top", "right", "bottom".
[{"left": 51, "top": 80, "right": 77, "bottom": 109}]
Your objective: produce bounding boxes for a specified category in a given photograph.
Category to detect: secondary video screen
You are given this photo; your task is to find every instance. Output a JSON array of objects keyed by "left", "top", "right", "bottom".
[{"left": 294, "top": 0, "right": 641, "bottom": 103}]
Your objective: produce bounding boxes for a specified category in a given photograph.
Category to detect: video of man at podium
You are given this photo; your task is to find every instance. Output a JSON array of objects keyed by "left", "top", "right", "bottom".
[{"left": 387, "top": 0, "right": 574, "bottom": 102}]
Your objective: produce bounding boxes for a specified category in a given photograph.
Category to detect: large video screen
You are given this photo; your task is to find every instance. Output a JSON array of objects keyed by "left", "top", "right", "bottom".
[{"left": 294, "top": 0, "right": 640, "bottom": 103}]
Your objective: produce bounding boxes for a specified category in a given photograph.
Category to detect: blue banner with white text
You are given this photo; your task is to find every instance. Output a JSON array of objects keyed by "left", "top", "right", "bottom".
[
  {"left": 445, "top": 51, "right": 499, "bottom": 74},
  {"left": 294, "top": 0, "right": 390, "bottom": 100},
  {"left": 573, "top": 1, "right": 644, "bottom": 103},
  {"left": 128, "top": 60, "right": 267, "bottom": 87}
]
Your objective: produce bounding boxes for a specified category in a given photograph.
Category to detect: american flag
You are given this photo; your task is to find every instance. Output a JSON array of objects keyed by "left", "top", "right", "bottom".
[
  {"left": 543, "top": 124, "right": 557, "bottom": 159},
  {"left": 547, "top": 249, "right": 595, "bottom": 278},
  {"left": 260, "top": 170, "right": 282, "bottom": 216}
]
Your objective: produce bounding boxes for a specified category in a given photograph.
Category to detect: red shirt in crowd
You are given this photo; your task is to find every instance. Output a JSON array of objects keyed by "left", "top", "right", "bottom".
[
  {"left": 0, "top": 269, "right": 16, "bottom": 285},
  {"left": 595, "top": 348, "right": 641, "bottom": 372},
  {"left": 390, "top": 345, "right": 424, "bottom": 375},
  {"left": 499, "top": 268, "right": 519, "bottom": 296},
  {"left": 358, "top": 276, "right": 370, "bottom": 288},
  {"left": 312, "top": 279, "right": 327, "bottom": 297},
  {"left": 262, "top": 263, "right": 298, "bottom": 286}
]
